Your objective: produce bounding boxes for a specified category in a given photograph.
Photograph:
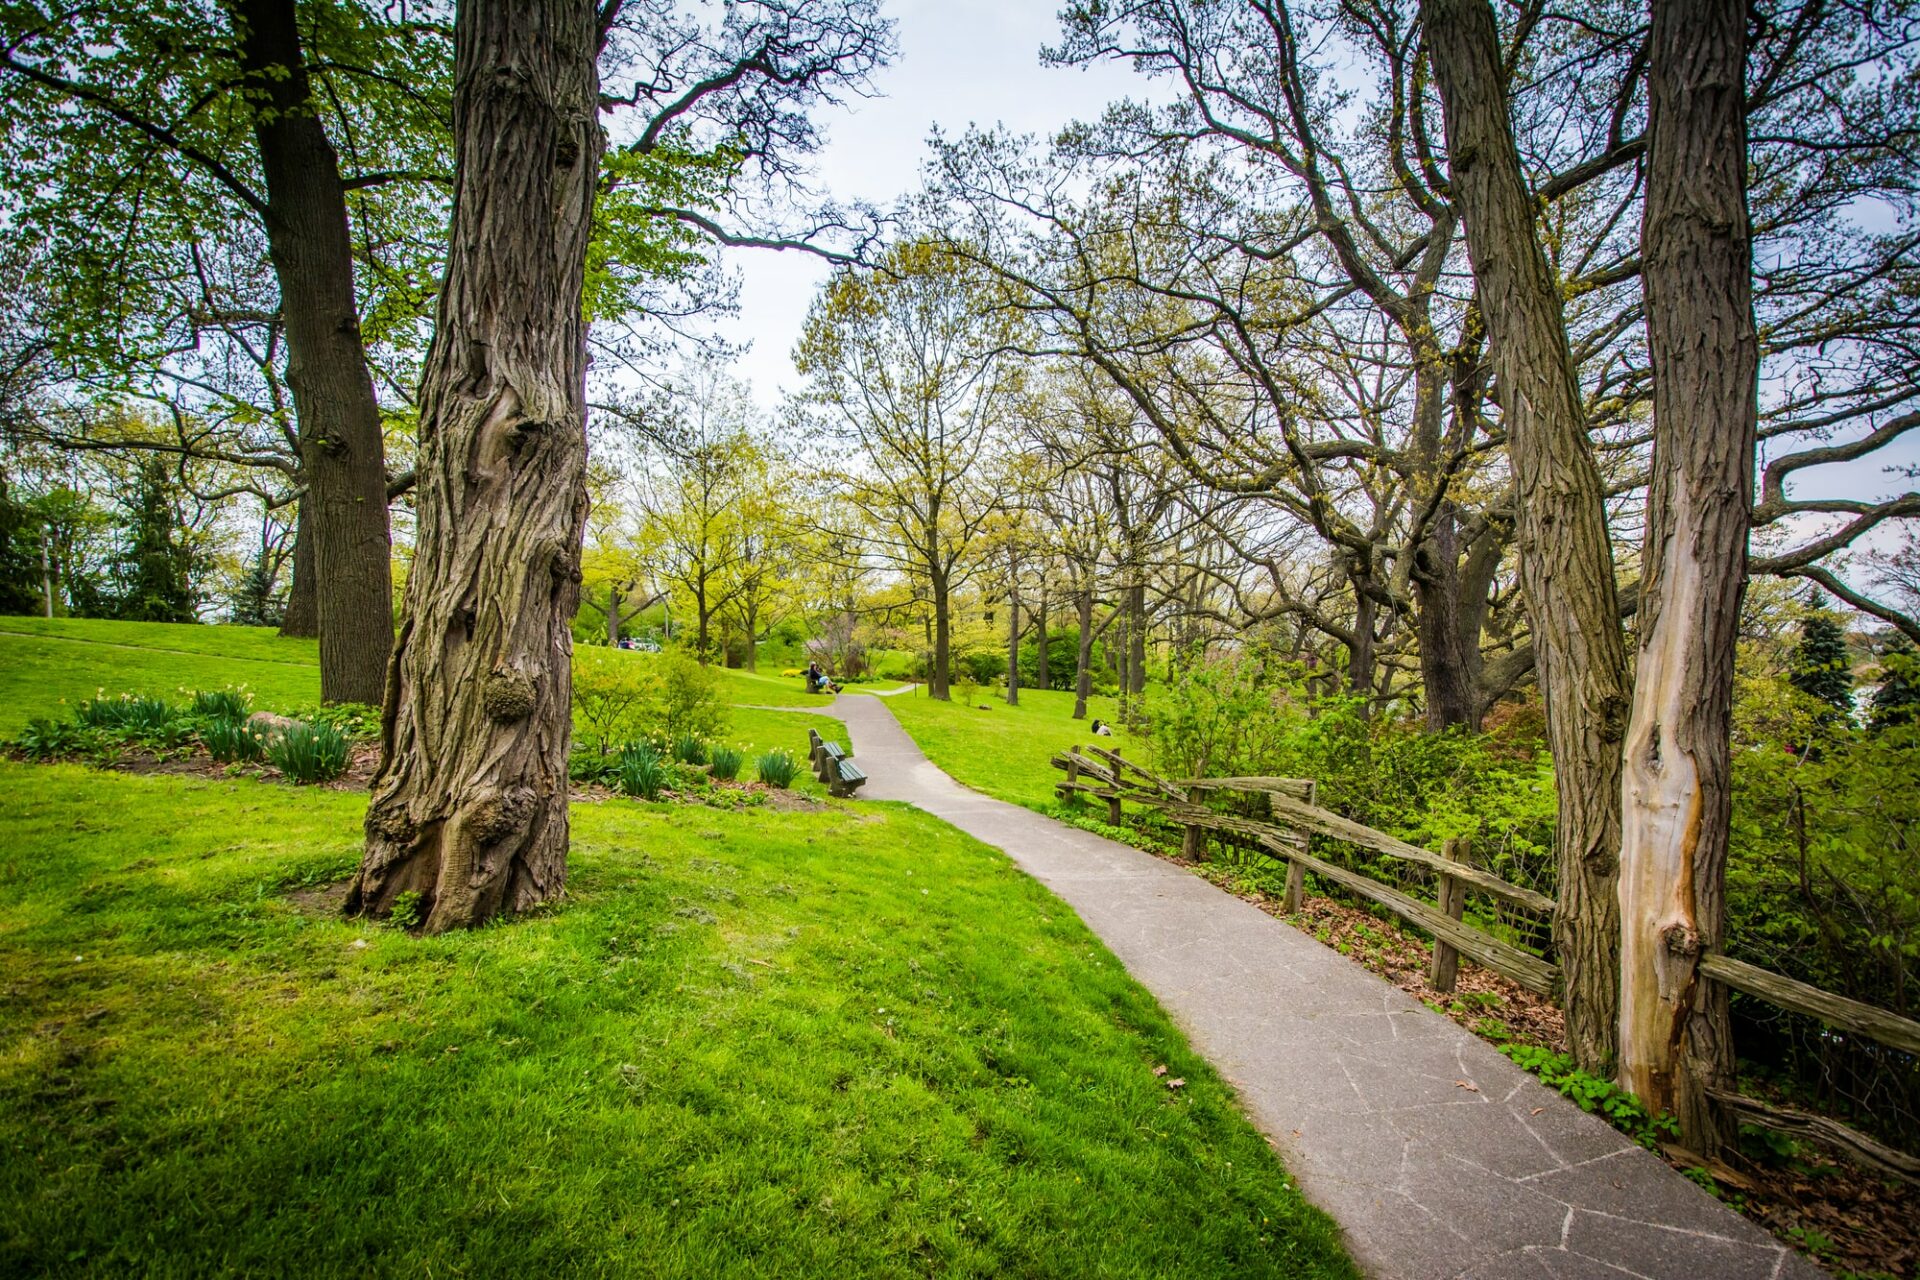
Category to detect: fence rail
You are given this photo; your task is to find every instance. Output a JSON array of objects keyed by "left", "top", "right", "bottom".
[{"left": 1050, "top": 743, "right": 1920, "bottom": 1180}]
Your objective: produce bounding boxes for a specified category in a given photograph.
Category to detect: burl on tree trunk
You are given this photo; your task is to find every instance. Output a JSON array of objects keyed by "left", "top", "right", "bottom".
[{"left": 349, "top": 0, "right": 602, "bottom": 932}]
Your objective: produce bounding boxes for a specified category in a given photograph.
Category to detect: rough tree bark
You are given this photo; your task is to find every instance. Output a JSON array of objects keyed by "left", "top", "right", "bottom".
[
  {"left": 232, "top": 0, "right": 393, "bottom": 701},
  {"left": 1617, "top": 0, "right": 1755, "bottom": 1155},
  {"left": 350, "top": 0, "right": 601, "bottom": 932},
  {"left": 279, "top": 498, "right": 318, "bottom": 637},
  {"left": 1424, "top": 0, "right": 1633, "bottom": 1074}
]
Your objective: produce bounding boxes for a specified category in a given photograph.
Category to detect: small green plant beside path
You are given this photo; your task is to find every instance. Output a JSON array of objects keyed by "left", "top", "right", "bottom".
[{"left": 0, "top": 762, "right": 1353, "bottom": 1278}]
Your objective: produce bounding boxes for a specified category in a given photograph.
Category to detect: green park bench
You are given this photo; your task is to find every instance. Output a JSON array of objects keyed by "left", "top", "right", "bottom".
[{"left": 808, "top": 728, "right": 868, "bottom": 798}]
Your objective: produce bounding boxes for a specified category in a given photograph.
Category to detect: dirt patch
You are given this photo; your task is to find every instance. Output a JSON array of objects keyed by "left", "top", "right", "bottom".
[
  {"left": 99, "top": 741, "right": 379, "bottom": 790},
  {"left": 286, "top": 881, "right": 352, "bottom": 917}
]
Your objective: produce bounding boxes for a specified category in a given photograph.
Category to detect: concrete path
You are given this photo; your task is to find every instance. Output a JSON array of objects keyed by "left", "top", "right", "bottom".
[{"left": 820, "top": 693, "right": 1820, "bottom": 1280}]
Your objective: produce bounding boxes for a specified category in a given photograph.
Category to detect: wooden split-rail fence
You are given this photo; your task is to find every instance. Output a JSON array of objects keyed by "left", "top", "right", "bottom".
[{"left": 1052, "top": 743, "right": 1920, "bottom": 1181}]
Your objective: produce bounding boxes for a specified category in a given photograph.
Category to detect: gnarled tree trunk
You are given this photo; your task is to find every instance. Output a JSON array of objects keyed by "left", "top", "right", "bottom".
[
  {"left": 1424, "top": 0, "right": 1633, "bottom": 1074},
  {"left": 233, "top": 0, "right": 393, "bottom": 702},
  {"left": 1617, "top": 0, "right": 1755, "bottom": 1155},
  {"left": 351, "top": 0, "right": 600, "bottom": 932}
]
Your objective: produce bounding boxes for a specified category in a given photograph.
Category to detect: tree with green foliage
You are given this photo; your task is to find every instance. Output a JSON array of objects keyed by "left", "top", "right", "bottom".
[
  {"left": 87, "top": 458, "right": 200, "bottom": 623},
  {"left": 1870, "top": 637, "right": 1919, "bottom": 731},
  {"left": 0, "top": 0, "right": 457, "bottom": 700},
  {"left": 0, "top": 470, "right": 42, "bottom": 615},
  {"left": 1789, "top": 613, "right": 1855, "bottom": 725}
]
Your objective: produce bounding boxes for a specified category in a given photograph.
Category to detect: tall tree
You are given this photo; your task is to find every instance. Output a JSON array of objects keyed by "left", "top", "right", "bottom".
[
  {"left": 0, "top": 1, "right": 450, "bottom": 701},
  {"left": 351, "top": 0, "right": 603, "bottom": 931},
  {"left": 1423, "top": 0, "right": 1632, "bottom": 1074},
  {"left": 1615, "top": 0, "right": 1759, "bottom": 1155},
  {"left": 797, "top": 242, "right": 1018, "bottom": 701}
]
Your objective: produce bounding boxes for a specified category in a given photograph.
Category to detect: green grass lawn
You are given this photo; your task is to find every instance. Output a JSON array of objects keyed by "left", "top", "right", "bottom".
[
  {"left": 877, "top": 686, "right": 1145, "bottom": 812},
  {"left": 0, "top": 766, "right": 1353, "bottom": 1279},
  {"left": 0, "top": 617, "right": 321, "bottom": 734}
]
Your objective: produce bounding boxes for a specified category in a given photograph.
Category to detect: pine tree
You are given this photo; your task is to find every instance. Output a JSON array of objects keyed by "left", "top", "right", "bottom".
[
  {"left": 1870, "top": 636, "right": 1920, "bottom": 731},
  {"left": 102, "top": 460, "right": 198, "bottom": 623},
  {"left": 1789, "top": 613, "right": 1854, "bottom": 723},
  {"left": 230, "top": 555, "right": 286, "bottom": 628}
]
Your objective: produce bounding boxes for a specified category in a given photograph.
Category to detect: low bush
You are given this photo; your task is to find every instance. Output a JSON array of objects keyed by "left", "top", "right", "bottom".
[
  {"left": 616, "top": 742, "right": 669, "bottom": 801},
  {"left": 190, "top": 689, "right": 250, "bottom": 721},
  {"left": 266, "top": 722, "right": 350, "bottom": 784},
  {"left": 671, "top": 733, "right": 708, "bottom": 766},
  {"left": 200, "top": 717, "right": 265, "bottom": 763},
  {"left": 15, "top": 717, "right": 93, "bottom": 761},
  {"left": 708, "top": 743, "right": 744, "bottom": 781},
  {"left": 756, "top": 749, "right": 798, "bottom": 789}
]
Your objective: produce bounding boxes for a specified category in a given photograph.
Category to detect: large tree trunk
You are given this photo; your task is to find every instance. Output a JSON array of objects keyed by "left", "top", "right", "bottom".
[
  {"left": 1617, "top": 0, "right": 1756, "bottom": 1156},
  {"left": 351, "top": 0, "right": 600, "bottom": 933},
  {"left": 1074, "top": 585, "right": 1094, "bottom": 719},
  {"left": 1349, "top": 558, "right": 1377, "bottom": 697},
  {"left": 232, "top": 0, "right": 393, "bottom": 703},
  {"left": 1425, "top": 0, "right": 1633, "bottom": 1074},
  {"left": 606, "top": 581, "right": 623, "bottom": 647},
  {"left": 279, "top": 497, "right": 318, "bottom": 637}
]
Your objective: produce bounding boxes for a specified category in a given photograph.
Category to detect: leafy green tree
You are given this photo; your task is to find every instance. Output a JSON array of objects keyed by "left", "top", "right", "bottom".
[
  {"left": 83, "top": 458, "right": 199, "bottom": 622},
  {"left": 0, "top": 470, "right": 43, "bottom": 614},
  {"left": 1789, "top": 613, "right": 1855, "bottom": 724},
  {"left": 1870, "top": 637, "right": 1920, "bottom": 731}
]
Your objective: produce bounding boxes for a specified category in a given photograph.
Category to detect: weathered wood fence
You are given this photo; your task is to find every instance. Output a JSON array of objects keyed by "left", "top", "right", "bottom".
[{"left": 1052, "top": 743, "right": 1920, "bottom": 1180}]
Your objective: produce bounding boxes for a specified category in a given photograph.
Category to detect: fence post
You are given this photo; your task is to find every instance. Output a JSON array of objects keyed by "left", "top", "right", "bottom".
[
  {"left": 1281, "top": 780, "right": 1313, "bottom": 914},
  {"left": 1181, "top": 786, "right": 1206, "bottom": 861},
  {"left": 1429, "top": 836, "right": 1470, "bottom": 993}
]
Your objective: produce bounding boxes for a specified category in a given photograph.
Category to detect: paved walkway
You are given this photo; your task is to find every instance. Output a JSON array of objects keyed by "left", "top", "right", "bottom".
[{"left": 816, "top": 693, "right": 1820, "bottom": 1280}]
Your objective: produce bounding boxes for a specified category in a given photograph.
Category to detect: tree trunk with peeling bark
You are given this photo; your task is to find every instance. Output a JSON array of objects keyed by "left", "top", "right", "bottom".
[
  {"left": 1424, "top": 0, "right": 1633, "bottom": 1074},
  {"left": 350, "top": 0, "right": 600, "bottom": 932},
  {"left": 1617, "top": 0, "right": 1756, "bottom": 1155}
]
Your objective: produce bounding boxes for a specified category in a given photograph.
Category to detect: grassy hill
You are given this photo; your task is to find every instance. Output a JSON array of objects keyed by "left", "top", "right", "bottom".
[
  {"left": 0, "top": 617, "right": 321, "bottom": 734},
  {"left": 879, "top": 685, "right": 1140, "bottom": 812},
  {"left": 0, "top": 621, "right": 1353, "bottom": 1278}
]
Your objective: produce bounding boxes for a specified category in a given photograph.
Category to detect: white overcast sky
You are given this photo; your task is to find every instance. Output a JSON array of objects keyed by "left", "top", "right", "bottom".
[{"left": 709, "top": 0, "right": 1155, "bottom": 401}]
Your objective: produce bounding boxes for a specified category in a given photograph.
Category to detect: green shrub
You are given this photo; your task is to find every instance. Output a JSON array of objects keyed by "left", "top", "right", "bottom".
[
  {"left": 200, "top": 717, "right": 265, "bottom": 763},
  {"left": 15, "top": 717, "right": 91, "bottom": 761},
  {"left": 654, "top": 646, "right": 727, "bottom": 742},
  {"left": 266, "top": 722, "right": 350, "bottom": 784},
  {"left": 616, "top": 742, "right": 668, "bottom": 801},
  {"left": 75, "top": 695, "right": 137, "bottom": 729},
  {"left": 671, "top": 733, "right": 708, "bottom": 766},
  {"left": 1501, "top": 1045, "right": 1677, "bottom": 1150},
  {"left": 708, "top": 744, "right": 744, "bottom": 781},
  {"left": 389, "top": 890, "right": 425, "bottom": 930},
  {"left": 572, "top": 647, "right": 655, "bottom": 753},
  {"left": 756, "top": 749, "right": 798, "bottom": 789},
  {"left": 190, "top": 689, "right": 251, "bottom": 721},
  {"left": 121, "top": 696, "right": 180, "bottom": 737},
  {"left": 297, "top": 702, "right": 382, "bottom": 740},
  {"left": 568, "top": 749, "right": 619, "bottom": 784}
]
